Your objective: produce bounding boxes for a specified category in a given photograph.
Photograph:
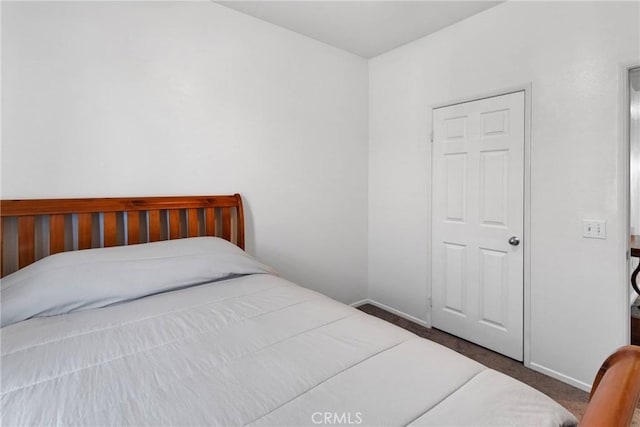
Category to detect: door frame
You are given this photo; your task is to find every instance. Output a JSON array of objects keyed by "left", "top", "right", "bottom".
[
  {"left": 619, "top": 62, "right": 640, "bottom": 345},
  {"left": 429, "top": 83, "right": 533, "bottom": 366}
]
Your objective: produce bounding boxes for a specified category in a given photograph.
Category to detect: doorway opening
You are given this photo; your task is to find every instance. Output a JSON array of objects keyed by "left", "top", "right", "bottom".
[{"left": 628, "top": 67, "right": 640, "bottom": 345}]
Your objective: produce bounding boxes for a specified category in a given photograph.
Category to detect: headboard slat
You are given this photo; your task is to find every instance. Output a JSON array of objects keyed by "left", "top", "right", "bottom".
[
  {"left": 78, "top": 213, "right": 93, "bottom": 250},
  {"left": 103, "top": 212, "right": 117, "bottom": 247},
  {"left": 18, "top": 216, "right": 36, "bottom": 268},
  {"left": 222, "top": 207, "right": 232, "bottom": 241},
  {"left": 205, "top": 208, "right": 216, "bottom": 237},
  {"left": 127, "top": 211, "right": 140, "bottom": 245},
  {"left": 1, "top": 194, "right": 245, "bottom": 277},
  {"left": 187, "top": 209, "right": 199, "bottom": 238},
  {"left": 0, "top": 218, "right": 4, "bottom": 277},
  {"left": 49, "top": 214, "right": 65, "bottom": 255},
  {"left": 148, "top": 210, "right": 162, "bottom": 242},
  {"left": 169, "top": 210, "right": 181, "bottom": 239}
]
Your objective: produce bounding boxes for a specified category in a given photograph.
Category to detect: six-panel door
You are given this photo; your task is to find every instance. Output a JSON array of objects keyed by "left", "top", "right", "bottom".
[{"left": 432, "top": 91, "right": 525, "bottom": 361}]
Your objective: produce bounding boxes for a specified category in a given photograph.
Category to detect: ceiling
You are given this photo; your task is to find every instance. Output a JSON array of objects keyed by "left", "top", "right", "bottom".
[{"left": 215, "top": 1, "right": 502, "bottom": 58}]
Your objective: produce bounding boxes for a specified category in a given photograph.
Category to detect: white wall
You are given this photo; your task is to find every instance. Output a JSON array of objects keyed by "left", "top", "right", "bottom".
[
  {"left": 1, "top": 1, "right": 369, "bottom": 304},
  {"left": 369, "top": 1, "right": 639, "bottom": 389}
]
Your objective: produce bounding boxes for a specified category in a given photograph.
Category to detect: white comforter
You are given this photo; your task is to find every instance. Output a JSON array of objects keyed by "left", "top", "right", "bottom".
[{"left": 2, "top": 273, "right": 576, "bottom": 426}]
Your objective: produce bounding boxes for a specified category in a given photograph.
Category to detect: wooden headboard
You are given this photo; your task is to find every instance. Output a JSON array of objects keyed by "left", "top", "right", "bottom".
[{"left": 0, "top": 194, "right": 245, "bottom": 278}]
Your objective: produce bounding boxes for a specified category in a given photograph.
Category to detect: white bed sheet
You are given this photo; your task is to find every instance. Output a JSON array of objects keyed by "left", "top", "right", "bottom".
[{"left": 1, "top": 273, "right": 577, "bottom": 426}]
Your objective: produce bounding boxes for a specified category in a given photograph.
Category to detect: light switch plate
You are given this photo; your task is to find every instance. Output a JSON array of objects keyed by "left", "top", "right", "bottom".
[{"left": 583, "top": 220, "right": 606, "bottom": 239}]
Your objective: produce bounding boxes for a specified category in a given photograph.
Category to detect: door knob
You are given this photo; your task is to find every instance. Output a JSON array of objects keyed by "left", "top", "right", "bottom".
[{"left": 508, "top": 236, "right": 520, "bottom": 246}]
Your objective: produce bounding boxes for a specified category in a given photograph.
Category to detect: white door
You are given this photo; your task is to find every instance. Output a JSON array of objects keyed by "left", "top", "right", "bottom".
[{"left": 431, "top": 91, "right": 525, "bottom": 361}]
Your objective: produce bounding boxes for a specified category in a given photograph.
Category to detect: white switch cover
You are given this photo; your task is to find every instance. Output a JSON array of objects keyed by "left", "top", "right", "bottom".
[{"left": 583, "top": 220, "right": 606, "bottom": 239}]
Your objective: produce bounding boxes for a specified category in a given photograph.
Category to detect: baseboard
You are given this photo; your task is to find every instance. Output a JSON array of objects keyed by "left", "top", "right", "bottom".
[
  {"left": 528, "top": 362, "right": 592, "bottom": 392},
  {"left": 349, "top": 299, "right": 370, "bottom": 308},
  {"left": 351, "top": 298, "right": 430, "bottom": 328}
]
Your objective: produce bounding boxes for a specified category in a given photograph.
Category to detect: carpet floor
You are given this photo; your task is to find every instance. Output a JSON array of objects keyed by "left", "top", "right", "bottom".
[{"left": 356, "top": 303, "right": 640, "bottom": 426}]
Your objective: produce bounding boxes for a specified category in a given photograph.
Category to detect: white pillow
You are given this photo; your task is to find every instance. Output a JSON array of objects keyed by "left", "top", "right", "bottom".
[{"left": 1, "top": 237, "right": 275, "bottom": 327}]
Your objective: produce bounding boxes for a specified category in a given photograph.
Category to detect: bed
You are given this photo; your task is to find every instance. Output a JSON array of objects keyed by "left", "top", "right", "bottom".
[{"left": 1, "top": 194, "right": 638, "bottom": 427}]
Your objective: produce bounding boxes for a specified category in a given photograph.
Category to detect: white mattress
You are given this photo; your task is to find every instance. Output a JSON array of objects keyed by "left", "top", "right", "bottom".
[{"left": 2, "top": 273, "right": 577, "bottom": 426}]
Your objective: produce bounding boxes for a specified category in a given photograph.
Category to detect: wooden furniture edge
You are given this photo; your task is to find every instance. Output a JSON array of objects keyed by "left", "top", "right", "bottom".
[
  {"left": 580, "top": 345, "right": 640, "bottom": 427},
  {"left": 234, "top": 193, "right": 245, "bottom": 250},
  {"left": 0, "top": 195, "right": 241, "bottom": 216}
]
